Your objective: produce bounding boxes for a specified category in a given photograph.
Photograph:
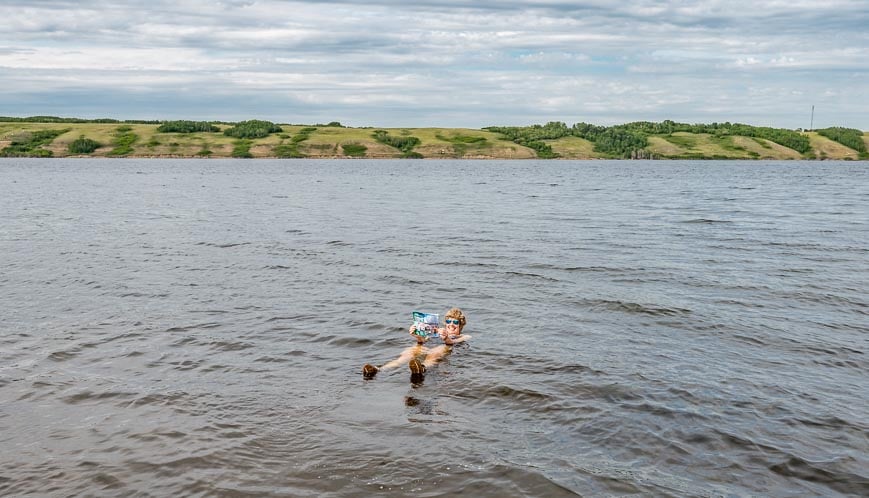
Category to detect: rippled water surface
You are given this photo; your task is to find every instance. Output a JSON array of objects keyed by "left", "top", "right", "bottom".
[{"left": 1, "top": 159, "right": 867, "bottom": 497}]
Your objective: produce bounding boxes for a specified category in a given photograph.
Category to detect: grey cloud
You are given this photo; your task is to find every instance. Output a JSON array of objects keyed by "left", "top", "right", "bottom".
[{"left": 0, "top": 0, "right": 866, "bottom": 128}]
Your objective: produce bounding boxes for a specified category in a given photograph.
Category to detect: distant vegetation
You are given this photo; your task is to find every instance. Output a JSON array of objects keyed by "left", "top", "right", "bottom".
[
  {"left": 0, "top": 129, "right": 70, "bottom": 157},
  {"left": 0, "top": 116, "right": 864, "bottom": 160},
  {"left": 0, "top": 116, "right": 160, "bottom": 124},
  {"left": 231, "top": 140, "right": 253, "bottom": 158},
  {"left": 372, "top": 130, "right": 422, "bottom": 158},
  {"left": 224, "top": 120, "right": 283, "bottom": 139},
  {"left": 816, "top": 127, "right": 867, "bottom": 156},
  {"left": 273, "top": 127, "right": 316, "bottom": 158},
  {"left": 435, "top": 133, "right": 488, "bottom": 157},
  {"left": 109, "top": 126, "right": 138, "bottom": 156},
  {"left": 483, "top": 123, "right": 561, "bottom": 158},
  {"left": 68, "top": 136, "right": 101, "bottom": 154},
  {"left": 341, "top": 143, "right": 367, "bottom": 157},
  {"left": 485, "top": 120, "right": 813, "bottom": 158},
  {"left": 157, "top": 120, "right": 220, "bottom": 133}
]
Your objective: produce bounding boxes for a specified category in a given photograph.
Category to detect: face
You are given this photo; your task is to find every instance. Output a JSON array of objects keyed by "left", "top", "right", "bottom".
[{"left": 444, "top": 316, "right": 463, "bottom": 334}]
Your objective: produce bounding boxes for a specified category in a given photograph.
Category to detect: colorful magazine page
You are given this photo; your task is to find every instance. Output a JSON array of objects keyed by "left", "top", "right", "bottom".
[{"left": 412, "top": 311, "right": 440, "bottom": 337}]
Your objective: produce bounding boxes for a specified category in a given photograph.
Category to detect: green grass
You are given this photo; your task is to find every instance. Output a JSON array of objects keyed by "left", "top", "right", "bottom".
[
  {"left": 342, "top": 143, "right": 367, "bottom": 157},
  {"left": 274, "top": 142, "right": 305, "bottom": 158},
  {"left": 107, "top": 125, "right": 139, "bottom": 156},
  {"left": 662, "top": 134, "right": 698, "bottom": 149},
  {"left": 231, "top": 140, "right": 253, "bottom": 158},
  {"left": 0, "top": 121, "right": 865, "bottom": 160},
  {"left": 0, "top": 128, "right": 70, "bottom": 157},
  {"left": 751, "top": 137, "right": 772, "bottom": 149}
]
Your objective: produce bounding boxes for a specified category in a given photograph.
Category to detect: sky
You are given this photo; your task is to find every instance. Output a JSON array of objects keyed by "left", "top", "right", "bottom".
[{"left": 1, "top": 0, "right": 867, "bottom": 129}]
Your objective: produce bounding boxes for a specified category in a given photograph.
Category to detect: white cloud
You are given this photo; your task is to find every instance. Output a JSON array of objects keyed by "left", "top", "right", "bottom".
[{"left": 0, "top": 0, "right": 866, "bottom": 128}]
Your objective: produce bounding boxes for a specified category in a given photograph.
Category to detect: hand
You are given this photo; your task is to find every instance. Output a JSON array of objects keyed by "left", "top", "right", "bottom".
[{"left": 409, "top": 324, "right": 427, "bottom": 344}]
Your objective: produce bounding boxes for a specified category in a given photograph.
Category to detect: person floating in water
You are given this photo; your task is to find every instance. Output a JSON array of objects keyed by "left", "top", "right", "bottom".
[{"left": 362, "top": 307, "right": 470, "bottom": 379}]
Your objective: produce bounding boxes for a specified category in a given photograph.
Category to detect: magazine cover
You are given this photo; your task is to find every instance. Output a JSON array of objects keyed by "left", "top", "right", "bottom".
[{"left": 412, "top": 311, "right": 440, "bottom": 337}]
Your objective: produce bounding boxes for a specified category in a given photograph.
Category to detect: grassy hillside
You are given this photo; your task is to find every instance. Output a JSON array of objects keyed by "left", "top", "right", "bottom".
[{"left": 0, "top": 120, "right": 865, "bottom": 160}]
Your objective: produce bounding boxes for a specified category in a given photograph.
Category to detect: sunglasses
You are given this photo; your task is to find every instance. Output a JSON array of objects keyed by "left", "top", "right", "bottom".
[{"left": 445, "top": 318, "right": 461, "bottom": 325}]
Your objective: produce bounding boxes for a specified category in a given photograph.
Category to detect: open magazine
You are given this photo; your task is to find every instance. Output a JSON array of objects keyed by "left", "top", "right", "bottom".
[{"left": 412, "top": 311, "right": 440, "bottom": 337}]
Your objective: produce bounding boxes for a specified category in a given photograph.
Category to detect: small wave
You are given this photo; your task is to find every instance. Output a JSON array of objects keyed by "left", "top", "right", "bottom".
[
  {"left": 63, "top": 390, "right": 137, "bottom": 405},
  {"left": 329, "top": 336, "right": 375, "bottom": 347},
  {"left": 680, "top": 218, "right": 733, "bottom": 224},
  {"left": 504, "top": 271, "right": 559, "bottom": 282},
  {"left": 195, "top": 242, "right": 251, "bottom": 248},
  {"left": 577, "top": 299, "right": 691, "bottom": 316},
  {"left": 769, "top": 456, "right": 867, "bottom": 495},
  {"left": 481, "top": 384, "right": 555, "bottom": 403},
  {"left": 48, "top": 351, "right": 78, "bottom": 362},
  {"left": 209, "top": 341, "right": 254, "bottom": 352},
  {"left": 264, "top": 314, "right": 319, "bottom": 323},
  {"left": 254, "top": 356, "right": 292, "bottom": 363},
  {"left": 169, "top": 359, "right": 203, "bottom": 371},
  {"left": 432, "top": 260, "right": 500, "bottom": 268},
  {"left": 166, "top": 322, "right": 221, "bottom": 333}
]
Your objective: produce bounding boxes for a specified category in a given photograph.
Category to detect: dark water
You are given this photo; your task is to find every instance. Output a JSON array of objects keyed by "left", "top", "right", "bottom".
[{"left": 1, "top": 159, "right": 867, "bottom": 497}]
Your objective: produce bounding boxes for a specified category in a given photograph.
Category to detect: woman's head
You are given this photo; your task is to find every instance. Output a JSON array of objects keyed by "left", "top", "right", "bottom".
[{"left": 444, "top": 308, "right": 466, "bottom": 331}]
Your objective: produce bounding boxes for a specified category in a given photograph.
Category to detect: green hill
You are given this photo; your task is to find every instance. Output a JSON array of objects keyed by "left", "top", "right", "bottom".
[{"left": 0, "top": 118, "right": 865, "bottom": 160}]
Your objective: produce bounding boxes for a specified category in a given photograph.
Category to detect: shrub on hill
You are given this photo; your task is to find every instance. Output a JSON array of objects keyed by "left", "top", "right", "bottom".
[
  {"left": 232, "top": 140, "right": 253, "bottom": 158},
  {"left": 68, "top": 136, "right": 101, "bottom": 154},
  {"left": 0, "top": 129, "right": 69, "bottom": 157},
  {"left": 223, "top": 120, "right": 282, "bottom": 139},
  {"left": 109, "top": 126, "right": 138, "bottom": 156},
  {"left": 271, "top": 127, "right": 316, "bottom": 157},
  {"left": 816, "top": 127, "right": 866, "bottom": 153},
  {"left": 342, "top": 143, "right": 367, "bottom": 157},
  {"left": 372, "top": 130, "right": 421, "bottom": 155},
  {"left": 483, "top": 123, "right": 565, "bottom": 158},
  {"left": 488, "top": 120, "right": 816, "bottom": 158},
  {"left": 157, "top": 120, "right": 220, "bottom": 133}
]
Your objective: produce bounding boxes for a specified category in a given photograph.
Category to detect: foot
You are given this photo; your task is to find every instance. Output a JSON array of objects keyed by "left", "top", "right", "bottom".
[
  {"left": 409, "top": 359, "right": 426, "bottom": 375},
  {"left": 362, "top": 364, "right": 379, "bottom": 378}
]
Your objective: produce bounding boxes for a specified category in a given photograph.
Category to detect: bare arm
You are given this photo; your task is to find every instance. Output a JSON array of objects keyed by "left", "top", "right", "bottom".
[{"left": 440, "top": 331, "right": 471, "bottom": 345}]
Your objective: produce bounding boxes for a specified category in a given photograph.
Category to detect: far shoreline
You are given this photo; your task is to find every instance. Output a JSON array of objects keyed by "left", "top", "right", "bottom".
[{"left": 2, "top": 118, "right": 867, "bottom": 161}]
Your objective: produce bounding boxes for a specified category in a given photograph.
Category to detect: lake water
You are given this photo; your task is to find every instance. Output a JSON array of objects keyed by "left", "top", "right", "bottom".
[{"left": 1, "top": 159, "right": 867, "bottom": 497}]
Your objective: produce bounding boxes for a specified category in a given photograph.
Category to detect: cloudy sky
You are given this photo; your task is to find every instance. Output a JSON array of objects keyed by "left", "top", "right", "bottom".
[{"left": 2, "top": 0, "right": 867, "bottom": 128}]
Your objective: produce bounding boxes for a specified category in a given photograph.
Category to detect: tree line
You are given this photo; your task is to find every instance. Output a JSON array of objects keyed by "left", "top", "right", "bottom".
[
  {"left": 0, "top": 116, "right": 161, "bottom": 124},
  {"left": 816, "top": 127, "right": 867, "bottom": 155},
  {"left": 485, "top": 120, "right": 817, "bottom": 158}
]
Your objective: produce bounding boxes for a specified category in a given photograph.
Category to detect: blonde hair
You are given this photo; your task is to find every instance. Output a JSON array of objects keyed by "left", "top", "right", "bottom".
[{"left": 444, "top": 308, "right": 466, "bottom": 329}]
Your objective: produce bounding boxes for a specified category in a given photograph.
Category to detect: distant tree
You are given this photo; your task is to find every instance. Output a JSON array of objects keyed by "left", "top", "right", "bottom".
[
  {"left": 157, "top": 120, "right": 220, "bottom": 133},
  {"left": 816, "top": 127, "right": 866, "bottom": 153},
  {"left": 224, "top": 120, "right": 283, "bottom": 139}
]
